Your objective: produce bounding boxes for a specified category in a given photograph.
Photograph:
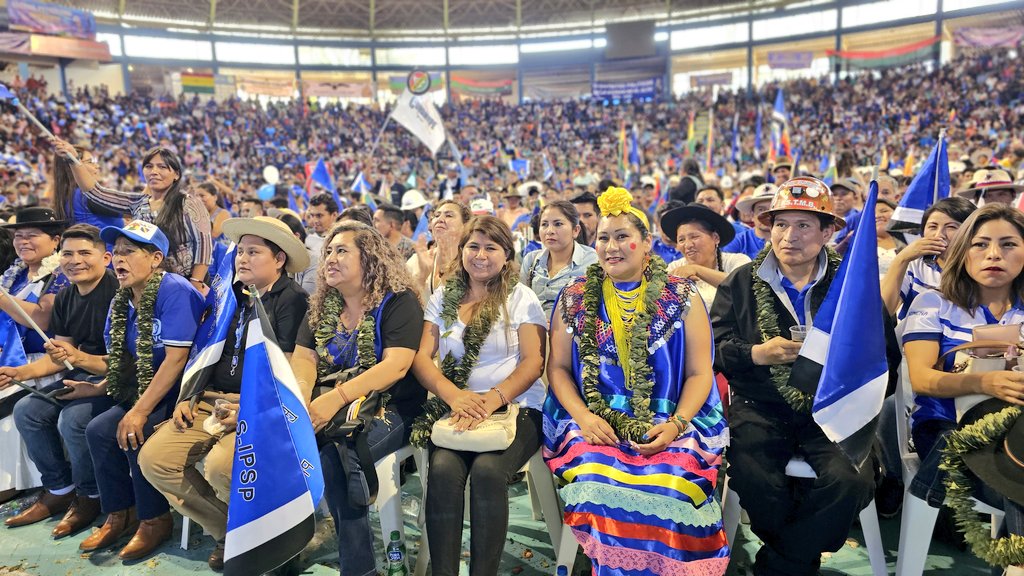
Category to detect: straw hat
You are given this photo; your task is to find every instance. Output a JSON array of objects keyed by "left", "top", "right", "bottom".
[
  {"left": 735, "top": 183, "right": 778, "bottom": 213},
  {"left": 222, "top": 216, "right": 311, "bottom": 274},
  {"left": 956, "top": 169, "right": 1024, "bottom": 198}
]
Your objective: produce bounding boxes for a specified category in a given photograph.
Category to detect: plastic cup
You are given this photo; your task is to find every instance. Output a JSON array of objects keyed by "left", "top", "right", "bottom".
[
  {"left": 790, "top": 325, "right": 808, "bottom": 342},
  {"left": 213, "top": 398, "right": 232, "bottom": 420}
]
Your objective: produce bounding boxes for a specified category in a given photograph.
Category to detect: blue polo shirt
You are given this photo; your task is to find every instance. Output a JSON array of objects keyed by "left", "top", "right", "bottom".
[
  {"left": 723, "top": 227, "right": 767, "bottom": 260},
  {"left": 651, "top": 238, "right": 682, "bottom": 265},
  {"left": 104, "top": 273, "right": 205, "bottom": 370},
  {"left": 779, "top": 274, "right": 813, "bottom": 325}
]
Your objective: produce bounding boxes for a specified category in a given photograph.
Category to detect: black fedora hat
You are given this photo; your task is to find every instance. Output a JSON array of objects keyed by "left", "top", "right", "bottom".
[
  {"left": 660, "top": 202, "right": 736, "bottom": 246},
  {"left": 960, "top": 398, "right": 1024, "bottom": 506},
  {"left": 2, "top": 207, "right": 69, "bottom": 232}
]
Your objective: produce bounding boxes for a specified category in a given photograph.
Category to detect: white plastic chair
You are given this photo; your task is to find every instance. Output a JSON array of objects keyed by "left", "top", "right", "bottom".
[
  {"left": 721, "top": 457, "right": 888, "bottom": 576},
  {"left": 894, "top": 359, "right": 1006, "bottom": 576}
]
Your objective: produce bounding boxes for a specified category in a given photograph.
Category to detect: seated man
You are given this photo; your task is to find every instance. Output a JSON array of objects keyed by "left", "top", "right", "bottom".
[
  {"left": 2, "top": 225, "right": 118, "bottom": 537},
  {"left": 711, "top": 177, "right": 874, "bottom": 576},
  {"left": 139, "top": 216, "right": 309, "bottom": 571}
]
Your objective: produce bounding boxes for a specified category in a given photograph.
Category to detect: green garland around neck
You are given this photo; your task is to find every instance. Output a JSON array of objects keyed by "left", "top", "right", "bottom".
[
  {"left": 941, "top": 406, "right": 1024, "bottom": 567},
  {"left": 578, "top": 256, "right": 670, "bottom": 443},
  {"left": 410, "top": 274, "right": 504, "bottom": 448},
  {"left": 751, "top": 243, "right": 841, "bottom": 413},
  {"left": 313, "top": 289, "right": 377, "bottom": 381},
  {"left": 106, "top": 271, "right": 164, "bottom": 404}
]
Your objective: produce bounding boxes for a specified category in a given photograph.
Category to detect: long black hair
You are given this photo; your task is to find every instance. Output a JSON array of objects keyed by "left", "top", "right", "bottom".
[
  {"left": 143, "top": 147, "right": 188, "bottom": 253},
  {"left": 51, "top": 144, "right": 87, "bottom": 222}
]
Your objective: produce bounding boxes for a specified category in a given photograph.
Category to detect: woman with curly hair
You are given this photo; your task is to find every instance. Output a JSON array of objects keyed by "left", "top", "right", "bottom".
[
  {"left": 410, "top": 215, "right": 547, "bottom": 576},
  {"left": 544, "top": 188, "right": 729, "bottom": 575},
  {"left": 50, "top": 137, "right": 212, "bottom": 291},
  {"left": 290, "top": 221, "right": 425, "bottom": 576}
]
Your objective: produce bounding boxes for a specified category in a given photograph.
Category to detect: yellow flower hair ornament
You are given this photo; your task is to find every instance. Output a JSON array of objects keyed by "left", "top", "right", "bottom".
[{"left": 597, "top": 186, "right": 650, "bottom": 230}]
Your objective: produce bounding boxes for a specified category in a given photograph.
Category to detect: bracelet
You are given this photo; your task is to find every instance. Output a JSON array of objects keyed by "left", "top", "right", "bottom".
[
  {"left": 491, "top": 386, "right": 509, "bottom": 406},
  {"left": 335, "top": 387, "right": 351, "bottom": 405},
  {"left": 671, "top": 415, "right": 688, "bottom": 437},
  {"left": 189, "top": 277, "right": 205, "bottom": 284}
]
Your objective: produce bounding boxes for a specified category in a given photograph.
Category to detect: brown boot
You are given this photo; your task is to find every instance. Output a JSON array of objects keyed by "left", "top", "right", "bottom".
[
  {"left": 4, "top": 490, "right": 74, "bottom": 527},
  {"left": 118, "top": 512, "right": 173, "bottom": 561},
  {"left": 208, "top": 539, "right": 225, "bottom": 571},
  {"left": 79, "top": 508, "right": 138, "bottom": 552},
  {"left": 52, "top": 494, "right": 101, "bottom": 538}
]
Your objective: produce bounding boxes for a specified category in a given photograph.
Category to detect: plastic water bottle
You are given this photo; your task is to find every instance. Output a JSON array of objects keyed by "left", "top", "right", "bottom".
[
  {"left": 386, "top": 530, "right": 408, "bottom": 575},
  {"left": 556, "top": 566, "right": 568, "bottom": 576}
]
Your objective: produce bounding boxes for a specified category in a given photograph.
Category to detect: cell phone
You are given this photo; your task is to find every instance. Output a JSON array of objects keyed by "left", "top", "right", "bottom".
[{"left": 49, "top": 385, "right": 75, "bottom": 398}]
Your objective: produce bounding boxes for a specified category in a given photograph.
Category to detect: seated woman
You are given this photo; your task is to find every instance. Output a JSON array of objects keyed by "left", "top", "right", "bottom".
[
  {"left": 544, "top": 188, "right": 729, "bottom": 575},
  {"left": 0, "top": 207, "right": 71, "bottom": 498},
  {"left": 520, "top": 201, "right": 597, "bottom": 317},
  {"left": 411, "top": 215, "right": 547, "bottom": 576},
  {"left": 881, "top": 196, "right": 975, "bottom": 318},
  {"left": 291, "top": 221, "right": 424, "bottom": 576},
  {"left": 407, "top": 200, "right": 471, "bottom": 304},
  {"left": 51, "top": 137, "right": 212, "bottom": 291},
  {"left": 138, "top": 216, "right": 310, "bottom": 570},
  {"left": 663, "top": 202, "right": 751, "bottom": 308},
  {"left": 902, "top": 204, "right": 1024, "bottom": 512},
  {"left": 54, "top": 221, "right": 205, "bottom": 560}
]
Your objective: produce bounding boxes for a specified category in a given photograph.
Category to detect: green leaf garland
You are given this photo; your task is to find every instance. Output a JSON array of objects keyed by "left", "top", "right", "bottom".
[
  {"left": 577, "top": 256, "right": 670, "bottom": 442},
  {"left": 106, "top": 272, "right": 164, "bottom": 404},
  {"left": 940, "top": 406, "right": 1024, "bottom": 567},
  {"left": 313, "top": 290, "right": 377, "bottom": 380},
  {"left": 410, "top": 275, "right": 503, "bottom": 448},
  {"left": 751, "top": 244, "right": 841, "bottom": 413}
]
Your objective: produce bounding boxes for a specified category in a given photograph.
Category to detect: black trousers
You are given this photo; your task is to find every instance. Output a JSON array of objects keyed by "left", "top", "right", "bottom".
[{"left": 728, "top": 396, "right": 875, "bottom": 576}]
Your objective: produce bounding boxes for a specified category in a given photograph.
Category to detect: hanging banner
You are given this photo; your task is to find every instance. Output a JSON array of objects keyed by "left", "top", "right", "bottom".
[
  {"left": 591, "top": 77, "right": 662, "bottom": 100},
  {"left": 689, "top": 72, "right": 733, "bottom": 88},
  {"left": 450, "top": 75, "right": 514, "bottom": 97},
  {"left": 7, "top": 0, "right": 96, "bottom": 40},
  {"left": 827, "top": 35, "right": 939, "bottom": 69},
  {"left": 302, "top": 81, "right": 373, "bottom": 98},
  {"left": 953, "top": 27, "right": 1024, "bottom": 48},
  {"left": 29, "top": 34, "right": 111, "bottom": 61},
  {"left": 237, "top": 77, "right": 296, "bottom": 98},
  {"left": 387, "top": 73, "right": 442, "bottom": 93},
  {"left": 768, "top": 51, "right": 814, "bottom": 70},
  {"left": 0, "top": 32, "right": 31, "bottom": 55}
]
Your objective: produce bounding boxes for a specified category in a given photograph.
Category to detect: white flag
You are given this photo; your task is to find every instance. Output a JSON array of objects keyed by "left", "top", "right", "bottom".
[{"left": 391, "top": 89, "right": 446, "bottom": 155}]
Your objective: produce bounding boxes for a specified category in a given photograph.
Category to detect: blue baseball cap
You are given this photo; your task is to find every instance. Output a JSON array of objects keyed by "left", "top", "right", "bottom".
[{"left": 100, "top": 220, "right": 170, "bottom": 255}]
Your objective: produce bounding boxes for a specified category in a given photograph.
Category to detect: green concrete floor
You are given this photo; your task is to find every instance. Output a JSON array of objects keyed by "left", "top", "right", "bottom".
[{"left": 0, "top": 478, "right": 994, "bottom": 575}]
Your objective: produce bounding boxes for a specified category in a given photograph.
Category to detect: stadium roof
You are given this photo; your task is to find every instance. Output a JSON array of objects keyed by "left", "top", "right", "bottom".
[{"left": 55, "top": 0, "right": 804, "bottom": 38}]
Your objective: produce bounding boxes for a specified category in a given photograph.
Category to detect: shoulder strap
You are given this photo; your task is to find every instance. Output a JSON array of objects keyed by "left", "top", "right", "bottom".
[
  {"left": 372, "top": 292, "right": 395, "bottom": 360},
  {"left": 933, "top": 340, "right": 1020, "bottom": 370}
]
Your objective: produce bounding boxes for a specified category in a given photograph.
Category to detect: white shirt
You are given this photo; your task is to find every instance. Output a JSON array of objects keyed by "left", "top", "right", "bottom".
[
  {"left": 668, "top": 251, "right": 751, "bottom": 310},
  {"left": 305, "top": 233, "right": 325, "bottom": 254},
  {"left": 425, "top": 283, "right": 548, "bottom": 410}
]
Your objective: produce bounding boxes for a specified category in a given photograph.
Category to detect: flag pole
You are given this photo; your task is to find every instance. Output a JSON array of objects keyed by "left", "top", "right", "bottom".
[
  {"left": 933, "top": 128, "right": 946, "bottom": 205},
  {"left": 12, "top": 100, "right": 80, "bottom": 166},
  {"left": 368, "top": 114, "right": 393, "bottom": 159},
  {"left": 0, "top": 287, "right": 74, "bottom": 371}
]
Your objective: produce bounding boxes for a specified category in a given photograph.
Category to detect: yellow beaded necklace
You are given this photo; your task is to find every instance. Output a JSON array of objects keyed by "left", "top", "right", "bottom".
[{"left": 602, "top": 277, "right": 647, "bottom": 384}]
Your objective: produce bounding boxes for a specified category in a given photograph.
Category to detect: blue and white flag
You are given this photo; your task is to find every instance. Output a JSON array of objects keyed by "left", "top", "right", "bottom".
[
  {"left": 351, "top": 172, "right": 371, "bottom": 195},
  {"left": 412, "top": 203, "right": 432, "bottom": 242},
  {"left": 889, "top": 134, "right": 949, "bottom": 232},
  {"left": 754, "top": 103, "right": 763, "bottom": 161},
  {"left": 628, "top": 127, "right": 641, "bottom": 167},
  {"left": 179, "top": 244, "right": 237, "bottom": 403},
  {"left": 542, "top": 153, "right": 555, "bottom": 182},
  {"left": 791, "top": 182, "right": 888, "bottom": 469},
  {"left": 224, "top": 294, "right": 324, "bottom": 576},
  {"left": 509, "top": 159, "right": 530, "bottom": 181},
  {"left": 730, "top": 113, "right": 740, "bottom": 164},
  {"left": 0, "top": 83, "right": 16, "bottom": 102},
  {"left": 0, "top": 313, "right": 27, "bottom": 369}
]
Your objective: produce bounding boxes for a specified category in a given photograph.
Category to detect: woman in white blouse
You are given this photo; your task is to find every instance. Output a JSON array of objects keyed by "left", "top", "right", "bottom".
[
  {"left": 520, "top": 201, "right": 598, "bottom": 317},
  {"left": 412, "top": 215, "right": 547, "bottom": 576},
  {"left": 664, "top": 203, "right": 751, "bottom": 309}
]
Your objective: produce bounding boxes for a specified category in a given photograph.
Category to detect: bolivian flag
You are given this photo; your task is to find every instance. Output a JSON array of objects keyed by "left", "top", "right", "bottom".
[{"left": 182, "top": 73, "right": 215, "bottom": 94}]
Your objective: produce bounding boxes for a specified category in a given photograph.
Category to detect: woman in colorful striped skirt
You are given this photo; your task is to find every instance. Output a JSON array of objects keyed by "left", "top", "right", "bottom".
[{"left": 544, "top": 187, "right": 730, "bottom": 575}]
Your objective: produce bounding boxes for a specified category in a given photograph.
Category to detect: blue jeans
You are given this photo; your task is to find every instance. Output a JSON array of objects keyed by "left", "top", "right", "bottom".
[
  {"left": 13, "top": 378, "right": 114, "bottom": 497},
  {"left": 320, "top": 407, "right": 411, "bottom": 576},
  {"left": 85, "top": 395, "right": 175, "bottom": 520},
  {"left": 908, "top": 418, "right": 957, "bottom": 507}
]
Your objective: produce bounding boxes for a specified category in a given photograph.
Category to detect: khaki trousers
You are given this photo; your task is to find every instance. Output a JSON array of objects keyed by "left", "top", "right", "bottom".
[{"left": 138, "top": 392, "right": 239, "bottom": 541}]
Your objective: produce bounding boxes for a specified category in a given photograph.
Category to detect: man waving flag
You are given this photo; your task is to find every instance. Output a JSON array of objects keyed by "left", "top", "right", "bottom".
[{"left": 224, "top": 293, "right": 324, "bottom": 576}]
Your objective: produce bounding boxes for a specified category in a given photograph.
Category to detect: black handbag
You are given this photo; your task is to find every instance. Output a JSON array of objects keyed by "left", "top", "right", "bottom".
[{"left": 312, "top": 366, "right": 385, "bottom": 506}]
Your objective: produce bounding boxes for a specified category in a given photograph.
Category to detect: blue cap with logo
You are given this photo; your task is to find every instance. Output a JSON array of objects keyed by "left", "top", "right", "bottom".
[{"left": 100, "top": 220, "right": 170, "bottom": 255}]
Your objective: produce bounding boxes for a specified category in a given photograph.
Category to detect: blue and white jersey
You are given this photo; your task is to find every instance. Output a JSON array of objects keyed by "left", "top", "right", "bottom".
[
  {"left": 897, "top": 258, "right": 943, "bottom": 320},
  {"left": 900, "top": 289, "right": 1024, "bottom": 429},
  {"left": 105, "top": 273, "right": 205, "bottom": 371}
]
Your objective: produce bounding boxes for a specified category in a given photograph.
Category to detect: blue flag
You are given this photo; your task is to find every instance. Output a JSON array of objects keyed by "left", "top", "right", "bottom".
[
  {"left": 510, "top": 211, "right": 532, "bottom": 233},
  {"left": 179, "top": 244, "right": 237, "bottom": 403},
  {"left": 793, "top": 182, "right": 888, "bottom": 469},
  {"left": 412, "top": 203, "right": 432, "bottom": 242},
  {"left": 542, "top": 154, "right": 555, "bottom": 182},
  {"left": 628, "top": 127, "right": 641, "bottom": 167},
  {"left": 889, "top": 134, "right": 949, "bottom": 232},
  {"left": 754, "top": 104, "right": 763, "bottom": 161},
  {"left": 730, "top": 113, "right": 740, "bottom": 164},
  {"left": 310, "top": 158, "right": 343, "bottom": 211},
  {"left": 0, "top": 313, "right": 27, "bottom": 369},
  {"left": 509, "top": 159, "right": 530, "bottom": 181},
  {"left": 0, "top": 83, "right": 15, "bottom": 102},
  {"left": 224, "top": 294, "right": 324, "bottom": 576}
]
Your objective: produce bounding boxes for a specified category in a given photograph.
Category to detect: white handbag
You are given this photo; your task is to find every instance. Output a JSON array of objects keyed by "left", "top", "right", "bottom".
[{"left": 431, "top": 403, "right": 520, "bottom": 452}]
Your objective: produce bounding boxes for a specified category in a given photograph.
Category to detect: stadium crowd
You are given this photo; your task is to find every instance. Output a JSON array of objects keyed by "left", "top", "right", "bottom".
[{"left": 0, "top": 47, "right": 1021, "bottom": 576}]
